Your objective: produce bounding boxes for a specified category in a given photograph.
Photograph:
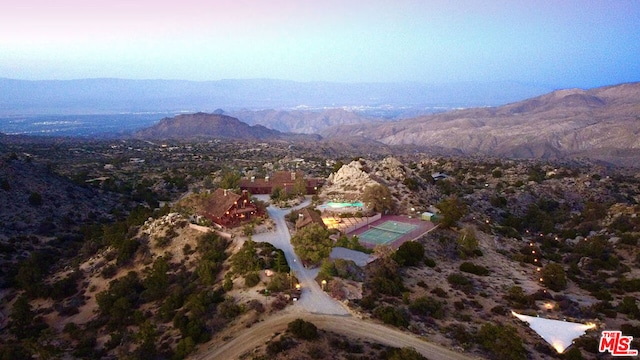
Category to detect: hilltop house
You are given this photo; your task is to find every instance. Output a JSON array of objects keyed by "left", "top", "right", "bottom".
[
  {"left": 240, "top": 171, "right": 323, "bottom": 195},
  {"left": 203, "top": 189, "right": 260, "bottom": 228}
]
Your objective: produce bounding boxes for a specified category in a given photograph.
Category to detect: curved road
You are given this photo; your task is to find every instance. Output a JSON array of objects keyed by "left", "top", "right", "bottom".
[
  {"left": 195, "top": 197, "right": 474, "bottom": 360},
  {"left": 197, "top": 310, "right": 473, "bottom": 360}
]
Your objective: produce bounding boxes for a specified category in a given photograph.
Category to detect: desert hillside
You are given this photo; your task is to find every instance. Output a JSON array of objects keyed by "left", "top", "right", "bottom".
[{"left": 322, "top": 82, "right": 640, "bottom": 166}]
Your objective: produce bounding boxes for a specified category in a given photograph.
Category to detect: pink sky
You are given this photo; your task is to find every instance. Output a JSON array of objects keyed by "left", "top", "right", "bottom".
[{"left": 1, "top": 1, "right": 638, "bottom": 86}]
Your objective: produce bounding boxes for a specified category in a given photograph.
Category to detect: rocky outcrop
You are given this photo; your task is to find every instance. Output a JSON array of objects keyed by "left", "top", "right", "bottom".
[{"left": 322, "top": 160, "right": 380, "bottom": 199}]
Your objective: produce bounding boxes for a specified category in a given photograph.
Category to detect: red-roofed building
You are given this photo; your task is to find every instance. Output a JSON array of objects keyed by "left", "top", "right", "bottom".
[
  {"left": 295, "top": 208, "right": 326, "bottom": 230},
  {"left": 203, "top": 189, "right": 260, "bottom": 228},
  {"left": 240, "top": 171, "right": 323, "bottom": 195}
]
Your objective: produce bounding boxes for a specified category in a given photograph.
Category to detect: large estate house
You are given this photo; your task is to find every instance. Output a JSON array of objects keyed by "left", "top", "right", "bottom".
[
  {"left": 239, "top": 171, "right": 323, "bottom": 195},
  {"left": 203, "top": 189, "right": 260, "bottom": 228}
]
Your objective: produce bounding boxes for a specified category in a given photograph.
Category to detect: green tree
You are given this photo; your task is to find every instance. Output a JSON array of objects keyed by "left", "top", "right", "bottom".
[
  {"left": 456, "top": 227, "right": 479, "bottom": 258},
  {"left": 9, "top": 295, "right": 36, "bottom": 339},
  {"left": 292, "top": 176, "right": 307, "bottom": 196},
  {"left": 393, "top": 241, "right": 424, "bottom": 266},
  {"left": 135, "top": 320, "right": 157, "bottom": 357},
  {"left": 270, "top": 186, "right": 285, "bottom": 201},
  {"left": 142, "top": 256, "right": 169, "bottom": 301},
  {"left": 437, "top": 196, "right": 467, "bottom": 228},
  {"left": 541, "top": 263, "right": 567, "bottom": 291},
  {"left": 230, "top": 239, "right": 260, "bottom": 274},
  {"left": 219, "top": 169, "right": 241, "bottom": 190},
  {"left": 290, "top": 223, "right": 332, "bottom": 265},
  {"left": 362, "top": 184, "right": 395, "bottom": 214}
]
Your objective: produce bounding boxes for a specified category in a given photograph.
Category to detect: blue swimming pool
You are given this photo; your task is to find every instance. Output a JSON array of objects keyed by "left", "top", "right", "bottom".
[{"left": 324, "top": 201, "right": 364, "bottom": 208}]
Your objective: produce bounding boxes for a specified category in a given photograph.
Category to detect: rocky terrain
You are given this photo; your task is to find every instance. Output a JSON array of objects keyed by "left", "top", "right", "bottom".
[
  {"left": 1, "top": 132, "right": 639, "bottom": 359},
  {"left": 322, "top": 82, "right": 640, "bottom": 166}
]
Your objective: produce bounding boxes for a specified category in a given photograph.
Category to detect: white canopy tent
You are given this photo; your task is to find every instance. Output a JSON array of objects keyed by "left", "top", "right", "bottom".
[{"left": 512, "top": 311, "right": 596, "bottom": 353}]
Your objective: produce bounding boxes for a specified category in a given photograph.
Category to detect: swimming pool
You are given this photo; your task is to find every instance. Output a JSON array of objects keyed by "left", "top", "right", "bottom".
[{"left": 326, "top": 201, "right": 363, "bottom": 208}]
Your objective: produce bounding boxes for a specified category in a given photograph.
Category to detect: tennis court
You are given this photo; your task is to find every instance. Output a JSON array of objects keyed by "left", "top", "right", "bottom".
[{"left": 359, "top": 220, "right": 417, "bottom": 245}]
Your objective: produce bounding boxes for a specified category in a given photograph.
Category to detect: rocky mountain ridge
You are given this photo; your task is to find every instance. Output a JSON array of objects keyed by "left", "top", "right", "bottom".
[{"left": 321, "top": 82, "right": 640, "bottom": 166}]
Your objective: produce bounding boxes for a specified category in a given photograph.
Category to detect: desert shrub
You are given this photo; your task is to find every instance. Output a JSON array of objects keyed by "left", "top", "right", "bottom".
[
  {"left": 459, "top": 262, "right": 490, "bottom": 276},
  {"left": 244, "top": 272, "right": 261, "bottom": 288},
  {"left": 374, "top": 305, "right": 409, "bottom": 327},
  {"left": 288, "top": 318, "right": 318, "bottom": 340},
  {"left": 266, "top": 336, "right": 296, "bottom": 355},
  {"left": 246, "top": 299, "right": 265, "bottom": 314},
  {"left": 491, "top": 305, "right": 508, "bottom": 315},
  {"left": 101, "top": 264, "right": 118, "bottom": 279},
  {"left": 156, "top": 236, "right": 171, "bottom": 248},
  {"left": 620, "top": 232, "right": 639, "bottom": 246},
  {"left": 409, "top": 296, "right": 444, "bottom": 319},
  {"left": 383, "top": 347, "right": 428, "bottom": 360},
  {"left": 430, "top": 287, "right": 448, "bottom": 298},
  {"left": 504, "top": 286, "right": 534, "bottom": 309},
  {"left": 476, "top": 323, "right": 527, "bottom": 359},
  {"left": 541, "top": 263, "right": 567, "bottom": 291},
  {"left": 447, "top": 273, "right": 473, "bottom": 293},
  {"left": 218, "top": 297, "right": 243, "bottom": 319},
  {"left": 329, "top": 337, "right": 364, "bottom": 353},
  {"left": 369, "top": 259, "right": 405, "bottom": 296},
  {"left": 266, "top": 273, "right": 289, "bottom": 292},
  {"left": 618, "top": 296, "right": 640, "bottom": 319},
  {"left": 446, "top": 323, "right": 474, "bottom": 348},
  {"left": 423, "top": 256, "right": 436, "bottom": 267},
  {"left": 393, "top": 241, "right": 424, "bottom": 267}
]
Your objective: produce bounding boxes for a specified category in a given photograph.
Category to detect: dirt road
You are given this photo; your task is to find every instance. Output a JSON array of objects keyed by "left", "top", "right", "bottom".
[{"left": 196, "top": 309, "right": 475, "bottom": 360}]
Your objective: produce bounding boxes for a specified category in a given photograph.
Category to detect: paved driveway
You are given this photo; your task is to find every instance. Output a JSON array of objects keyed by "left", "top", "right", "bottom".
[{"left": 252, "top": 196, "right": 350, "bottom": 316}]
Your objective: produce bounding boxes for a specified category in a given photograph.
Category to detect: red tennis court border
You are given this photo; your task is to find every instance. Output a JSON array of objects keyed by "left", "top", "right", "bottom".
[{"left": 348, "top": 215, "right": 435, "bottom": 249}]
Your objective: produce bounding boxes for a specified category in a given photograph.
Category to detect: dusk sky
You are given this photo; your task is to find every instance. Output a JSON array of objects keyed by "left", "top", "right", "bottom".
[{"left": 1, "top": 0, "right": 639, "bottom": 88}]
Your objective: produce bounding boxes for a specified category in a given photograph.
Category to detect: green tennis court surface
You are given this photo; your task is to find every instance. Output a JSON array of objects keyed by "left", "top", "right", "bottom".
[{"left": 359, "top": 221, "right": 417, "bottom": 245}]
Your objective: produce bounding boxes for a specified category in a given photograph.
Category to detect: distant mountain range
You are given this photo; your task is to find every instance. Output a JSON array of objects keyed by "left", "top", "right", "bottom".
[
  {"left": 0, "top": 77, "right": 554, "bottom": 115},
  {"left": 133, "top": 112, "right": 320, "bottom": 141},
  {"left": 3, "top": 78, "right": 639, "bottom": 166},
  {"left": 321, "top": 82, "right": 640, "bottom": 166}
]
